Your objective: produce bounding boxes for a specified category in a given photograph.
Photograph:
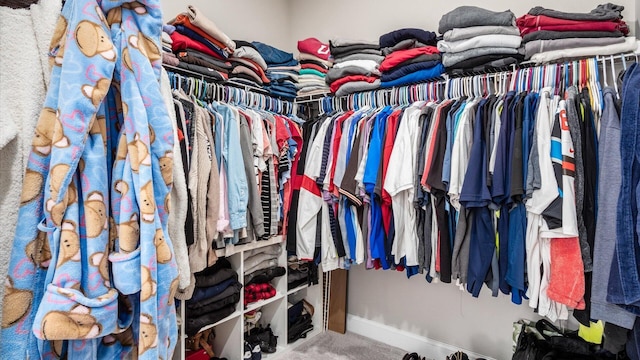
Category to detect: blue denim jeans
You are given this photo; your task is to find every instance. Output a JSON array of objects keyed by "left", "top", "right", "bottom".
[
  {"left": 252, "top": 41, "right": 297, "bottom": 66},
  {"left": 607, "top": 63, "right": 640, "bottom": 314}
]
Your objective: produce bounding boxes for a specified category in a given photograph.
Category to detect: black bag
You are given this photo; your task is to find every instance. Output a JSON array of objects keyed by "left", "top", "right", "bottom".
[{"left": 512, "top": 319, "right": 600, "bottom": 360}]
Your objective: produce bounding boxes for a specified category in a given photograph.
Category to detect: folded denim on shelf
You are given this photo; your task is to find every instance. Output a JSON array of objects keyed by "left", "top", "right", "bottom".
[
  {"left": 187, "top": 292, "right": 241, "bottom": 318},
  {"left": 187, "top": 282, "right": 243, "bottom": 311},
  {"left": 186, "top": 304, "right": 236, "bottom": 336},
  {"left": 189, "top": 277, "right": 240, "bottom": 303},
  {"left": 195, "top": 267, "right": 238, "bottom": 288}
]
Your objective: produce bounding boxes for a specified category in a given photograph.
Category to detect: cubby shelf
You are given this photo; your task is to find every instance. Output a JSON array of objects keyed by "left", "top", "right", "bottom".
[{"left": 174, "top": 236, "right": 323, "bottom": 360}]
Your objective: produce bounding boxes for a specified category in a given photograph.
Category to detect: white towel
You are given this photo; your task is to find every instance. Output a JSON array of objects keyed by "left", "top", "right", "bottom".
[{"left": 0, "top": 0, "right": 61, "bottom": 311}]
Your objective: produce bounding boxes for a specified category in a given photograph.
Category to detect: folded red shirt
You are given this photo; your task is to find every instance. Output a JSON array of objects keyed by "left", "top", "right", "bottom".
[
  {"left": 330, "top": 75, "right": 378, "bottom": 93},
  {"left": 379, "top": 46, "right": 440, "bottom": 72},
  {"left": 298, "top": 37, "right": 331, "bottom": 61},
  {"left": 170, "top": 31, "right": 225, "bottom": 61},
  {"left": 519, "top": 20, "right": 629, "bottom": 36},
  {"left": 301, "top": 63, "right": 329, "bottom": 73},
  {"left": 244, "top": 283, "right": 277, "bottom": 306},
  {"left": 517, "top": 14, "right": 623, "bottom": 28}
]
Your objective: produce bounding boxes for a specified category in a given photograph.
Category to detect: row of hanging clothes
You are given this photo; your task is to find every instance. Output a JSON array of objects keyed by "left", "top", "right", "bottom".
[
  {"left": 289, "top": 54, "right": 640, "bottom": 331},
  {"left": 162, "top": 68, "right": 306, "bottom": 300}
]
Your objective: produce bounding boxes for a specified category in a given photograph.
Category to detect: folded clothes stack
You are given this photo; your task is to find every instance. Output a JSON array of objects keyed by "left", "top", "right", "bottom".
[
  {"left": 378, "top": 28, "right": 443, "bottom": 88},
  {"left": 185, "top": 258, "right": 243, "bottom": 336},
  {"left": 517, "top": 4, "right": 637, "bottom": 63},
  {"left": 165, "top": 6, "right": 235, "bottom": 81},
  {"left": 438, "top": 6, "right": 524, "bottom": 74},
  {"left": 296, "top": 37, "right": 332, "bottom": 97},
  {"left": 288, "top": 300, "right": 314, "bottom": 344},
  {"left": 226, "top": 40, "right": 270, "bottom": 89},
  {"left": 243, "top": 244, "right": 284, "bottom": 306},
  {"left": 327, "top": 38, "right": 383, "bottom": 97},
  {"left": 287, "top": 256, "right": 316, "bottom": 290},
  {"left": 253, "top": 41, "right": 300, "bottom": 99}
]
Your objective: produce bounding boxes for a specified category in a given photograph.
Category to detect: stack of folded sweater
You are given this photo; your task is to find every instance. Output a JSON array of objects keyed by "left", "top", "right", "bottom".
[
  {"left": 161, "top": 26, "right": 179, "bottom": 66},
  {"left": 517, "top": 4, "right": 636, "bottom": 63},
  {"left": 438, "top": 6, "right": 524, "bottom": 73},
  {"left": 296, "top": 38, "right": 332, "bottom": 96},
  {"left": 166, "top": 6, "right": 235, "bottom": 82},
  {"left": 226, "top": 40, "right": 270, "bottom": 89},
  {"left": 326, "top": 39, "right": 383, "bottom": 97},
  {"left": 378, "top": 28, "right": 444, "bottom": 88},
  {"left": 186, "top": 258, "right": 242, "bottom": 336},
  {"left": 244, "top": 245, "right": 284, "bottom": 306},
  {"left": 252, "top": 42, "right": 300, "bottom": 99}
]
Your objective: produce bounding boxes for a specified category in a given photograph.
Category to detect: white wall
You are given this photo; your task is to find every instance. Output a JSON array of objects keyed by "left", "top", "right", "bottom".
[{"left": 161, "top": 0, "right": 294, "bottom": 53}]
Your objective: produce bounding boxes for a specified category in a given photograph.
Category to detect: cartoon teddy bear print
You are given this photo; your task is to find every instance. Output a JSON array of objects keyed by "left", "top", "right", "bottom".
[
  {"left": 127, "top": 133, "right": 151, "bottom": 172},
  {"left": 128, "top": 32, "right": 161, "bottom": 62},
  {"left": 168, "top": 277, "right": 179, "bottom": 306},
  {"left": 2, "top": 277, "right": 33, "bottom": 329},
  {"left": 20, "top": 169, "right": 44, "bottom": 205},
  {"left": 122, "top": 1, "right": 148, "bottom": 15},
  {"left": 47, "top": 164, "right": 77, "bottom": 226},
  {"left": 49, "top": 15, "right": 67, "bottom": 67},
  {"left": 140, "top": 266, "right": 156, "bottom": 302},
  {"left": 58, "top": 221, "right": 81, "bottom": 266},
  {"left": 102, "top": 326, "right": 134, "bottom": 347},
  {"left": 89, "top": 114, "right": 107, "bottom": 148},
  {"left": 41, "top": 305, "right": 102, "bottom": 340},
  {"left": 154, "top": 229, "right": 172, "bottom": 264},
  {"left": 32, "top": 107, "right": 69, "bottom": 155},
  {"left": 138, "top": 314, "right": 158, "bottom": 354},
  {"left": 85, "top": 191, "right": 108, "bottom": 238},
  {"left": 140, "top": 181, "right": 156, "bottom": 223},
  {"left": 25, "top": 230, "right": 52, "bottom": 269},
  {"left": 90, "top": 242, "right": 111, "bottom": 287},
  {"left": 75, "top": 20, "right": 115, "bottom": 61},
  {"left": 122, "top": 47, "right": 134, "bottom": 72},
  {"left": 118, "top": 213, "right": 139, "bottom": 253},
  {"left": 159, "top": 151, "right": 173, "bottom": 186},
  {"left": 82, "top": 77, "right": 111, "bottom": 107},
  {"left": 115, "top": 133, "right": 128, "bottom": 162}
]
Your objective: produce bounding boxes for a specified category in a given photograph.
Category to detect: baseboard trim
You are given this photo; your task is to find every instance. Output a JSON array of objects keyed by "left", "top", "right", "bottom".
[{"left": 346, "top": 314, "right": 495, "bottom": 360}]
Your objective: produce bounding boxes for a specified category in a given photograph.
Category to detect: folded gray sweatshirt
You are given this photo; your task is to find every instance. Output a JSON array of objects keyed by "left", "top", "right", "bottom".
[
  {"left": 442, "top": 46, "right": 520, "bottom": 67},
  {"left": 524, "top": 37, "right": 625, "bottom": 59},
  {"left": 528, "top": 3, "right": 624, "bottom": 21},
  {"left": 335, "top": 79, "right": 380, "bottom": 97},
  {"left": 438, "top": 6, "right": 516, "bottom": 34}
]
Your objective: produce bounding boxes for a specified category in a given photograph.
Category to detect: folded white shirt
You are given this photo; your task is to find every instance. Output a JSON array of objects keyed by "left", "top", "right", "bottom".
[
  {"left": 443, "top": 26, "right": 520, "bottom": 42},
  {"left": 332, "top": 59, "right": 379, "bottom": 73},
  {"left": 438, "top": 34, "right": 522, "bottom": 54},
  {"left": 529, "top": 37, "right": 639, "bottom": 64}
]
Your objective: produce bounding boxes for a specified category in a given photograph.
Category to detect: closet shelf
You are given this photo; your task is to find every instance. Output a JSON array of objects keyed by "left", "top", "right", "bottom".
[
  {"left": 286, "top": 284, "right": 309, "bottom": 295},
  {"left": 244, "top": 292, "right": 285, "bottom": 313},
  {"left": 188, "top": 310, "right": 242, "bottom": 338},
  {"left": 215, "top": 235, "right": 284, "bottom": 257}
]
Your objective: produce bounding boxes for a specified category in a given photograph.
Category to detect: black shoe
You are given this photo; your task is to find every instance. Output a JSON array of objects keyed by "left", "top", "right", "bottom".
[
  {"left": 402, "top": 353, "right": 420, "bottom": 360},
  {"left": 446, "top": 351, "right": 469, "bottom": 360}
]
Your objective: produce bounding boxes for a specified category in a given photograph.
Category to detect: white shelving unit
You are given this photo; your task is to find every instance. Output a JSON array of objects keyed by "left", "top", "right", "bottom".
[{"left": 173, "top": 236, "right": 324, "bottom": 360}]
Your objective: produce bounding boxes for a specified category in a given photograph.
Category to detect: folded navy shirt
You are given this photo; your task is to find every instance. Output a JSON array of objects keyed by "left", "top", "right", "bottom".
[
  {"left": 380, "top": 63, "right": 445, "bottom": 88},
  {"left": 195, "top": 268, "right": 238, "bottom": 288},
  {"left": 381, "top": 60, "right": 442, "bottom": 82},
  {"left": 379, "top": 28, "right": 438, "bottom": 48},
  {"left": 175, "top": 25, "right": 228, "bottom": 59},
  {"left": 189, "top": 277, "right": 239, "bottom": 303},
  {"left": 188, "top": 281, "right": 243, "bottom": 311}
]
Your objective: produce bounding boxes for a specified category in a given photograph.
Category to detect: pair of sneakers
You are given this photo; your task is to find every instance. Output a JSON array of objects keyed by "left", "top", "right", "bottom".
[
  {"left": 402, "top": 353, "right": 424, "bottom": 360},
  {"left": 246, "top": 325, "right": 278, "bottom": 354}
]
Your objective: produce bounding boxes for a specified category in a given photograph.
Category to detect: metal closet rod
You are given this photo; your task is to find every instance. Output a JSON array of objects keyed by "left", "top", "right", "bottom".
[{"left": 314, "top": 50, "right": 640, "bottom": 105}]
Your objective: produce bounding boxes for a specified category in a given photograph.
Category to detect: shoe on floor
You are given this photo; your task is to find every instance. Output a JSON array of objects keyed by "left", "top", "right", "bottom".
[{"left": 446, "top": 351, "right": 469, "bottom": 360}]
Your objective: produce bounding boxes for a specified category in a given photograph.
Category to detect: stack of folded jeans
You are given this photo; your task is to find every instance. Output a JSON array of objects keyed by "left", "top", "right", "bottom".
[
  {"left": 296, "top": 37, "right": 332, "bottom": 97},
  {"left": 227, "top": 40, "right": 271, "bottom": 89},
  {"left": 166, "top": 6, "right": 235, "bottom": 82},
  {"left": 517, "top": 4, "right": 635, "bottom": 63},
  {"left": 438, "top": 6, "right": 524, "bottom": 73},
  {"left": 186, "top": 258, "right": 243, "bottom": 336},
  {"left": 378, "top": 28, "right": 444, "bottom": 88},
  {"left": 326, "top": 38, "right": 383, "bottom": 97},
  {"left": 252, "top": 41, "right": 300, "bottom": 99}
]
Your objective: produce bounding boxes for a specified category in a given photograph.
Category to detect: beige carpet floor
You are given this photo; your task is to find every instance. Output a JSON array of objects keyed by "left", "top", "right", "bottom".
[{"left": 285, "top": 331, "right": 408, "bottom": 360}]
